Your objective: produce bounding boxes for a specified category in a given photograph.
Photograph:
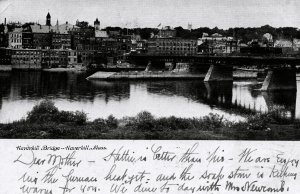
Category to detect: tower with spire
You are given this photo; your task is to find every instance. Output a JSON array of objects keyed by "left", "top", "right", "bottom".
[
  {"left": 46, "top": 12, "right": 51, "bottom": 26},
  {"left": 56, "top": 19, "right": 59, "bottom": 32},
  {"left": 94, "top": 18, "right": 100, "bottom": 30}
]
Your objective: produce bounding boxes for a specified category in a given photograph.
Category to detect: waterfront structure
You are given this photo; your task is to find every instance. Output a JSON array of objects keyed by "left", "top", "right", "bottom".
[
  {"left": 41, "top": 49, "right": 69, "bottom": 68},
  {"left": 41, "top": 49, "right": 58, "bottom": 68},
  {"left": 67, "top": 50, "right": 78, "bottom": 65},
  {"left": 0, "top": 48, "right": 12, "bottom": 70},
  {"left": 147, "top": 37, "right": 197, "bottom": 55},
  {"left": 77, "top": 50, "right": 94, "bottom": 65},
  {"left": 8, "top": 28, "right": 22, "bottom": 48},
  {"left": 11, "top": 49, "right": 42, "bottom": 69}
]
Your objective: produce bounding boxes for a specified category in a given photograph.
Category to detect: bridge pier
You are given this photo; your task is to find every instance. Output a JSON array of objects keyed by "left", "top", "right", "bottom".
[
  {"left": 145, "top": 61, "right": 152, "bottom": 71},
  {"left": 204, "top": 65, "right": 233, "bottom": 82},
  {"left": 261, "top": 68, "right": 297, "bottom": 91}
]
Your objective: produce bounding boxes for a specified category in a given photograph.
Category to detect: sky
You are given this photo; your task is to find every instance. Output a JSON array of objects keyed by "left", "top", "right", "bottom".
[{"left": 0, "top": 0, "right": 300, "bottom": 29}]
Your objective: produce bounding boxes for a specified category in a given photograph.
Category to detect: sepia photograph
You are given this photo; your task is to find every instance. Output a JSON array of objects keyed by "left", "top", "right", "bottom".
[{"left": 0, "top": 0, "right": 300, "bottom": 140}]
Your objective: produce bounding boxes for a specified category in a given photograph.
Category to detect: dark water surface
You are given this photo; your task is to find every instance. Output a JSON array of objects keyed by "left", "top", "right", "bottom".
[{"left": 0, "top": 71, "right": 298, "bottom": 123}]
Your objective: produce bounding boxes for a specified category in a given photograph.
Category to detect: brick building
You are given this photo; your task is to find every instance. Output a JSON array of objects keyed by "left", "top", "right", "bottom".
[
  {"left": 148, "top": 37, "right": 197, "bottom": 55},
  {"left": 11, "top": 49, "right": 42, "bottom": 69}
]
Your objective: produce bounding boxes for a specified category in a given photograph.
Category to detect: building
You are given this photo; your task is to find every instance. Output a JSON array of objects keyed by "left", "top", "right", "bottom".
[
  {"left": 46, "top": 12, "right": 51, "bottom": 26},
  {"left": 29, "top": 24, "right": 53, "bottom": 49},
  {"left": 94, "top": 18, "right": 100, "bottom": 30},
  {"left": 197, "top": 33, "right": 237, "bottom": 54},
  {"left": 52, "top": 20, "right": 72, "bottom": 49},
  {"left": 11, "top": 49, "right": 42, "bottom": 69},
  {"left": 22, "top": 31, "right": 34, "bottom": 49},
  {"left": 0, "top": 48, "right": 12, "bottom": 70},
  {"left": 148, "top": 37, "right": 197, "bottom": 55},
  {"left": 293, "top": 39, "right": 300, "bottom": 52},
  {"left": 8, "top": 27, "right": 22, "bottom": 48},
  {"left": 95, "top": 30, "right": 108, "bottom": 39},
  {"left": 274, "top": 39, "right": 293, "bottom": 54},
  {"left": 67, "top": 50, "right": 78, "bottom": 66},
  {"left": 158, "top": 26, "right": 176, "bottom": 38},
  {"left": 72, "top": 27, "right": 95, "bottom": 50},
  {"left": 41, "top": 49, "right": 68, "bottom": 68},
  {"left": 77, "top": 50, "right": 95, "bottom": 65},
  {"left": 131, "top": 34, "right": 147, "bottom": 54},
  {"left": 0, "top": 23, "right": 9, "bottom": 47}
]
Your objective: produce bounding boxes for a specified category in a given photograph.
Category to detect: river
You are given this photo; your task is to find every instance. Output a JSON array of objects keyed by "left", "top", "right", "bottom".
[{"left": 0, "top": 71, "right": 298, "bottom": 123}]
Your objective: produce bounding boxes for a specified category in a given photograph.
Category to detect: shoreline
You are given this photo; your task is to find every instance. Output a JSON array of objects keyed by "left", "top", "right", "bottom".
[{"left": 0, "top": 100, "right": 299, "bottom": 140}]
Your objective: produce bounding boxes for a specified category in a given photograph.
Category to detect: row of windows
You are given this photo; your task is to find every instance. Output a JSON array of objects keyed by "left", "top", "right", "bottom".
[
  {"left": 12, "top": 59, "right": 41, "bottom": 62},
  {"left": 49, "top": 57, "right": 67, "bottom": 60},
  {"left": 10, "top": 39, "right": 22, "bottom": 43},
  {"left": 15, "top": 51, "right": 41, "bottom": 55},
  {"left": 10, "top": 45, "right": 22, "bottom": 49},
  {"left": 153, "top": 47, "right": 197, "bottom": 51},
  {"left": 12, "top": 57, "right": 40, "bottom": 60},
  {"left": 69, "top": 58, "right": 77, "bottom": 62},
  {"left": 10, "top": 34, "right": 22, "bottom": 38},
  {"left": 157, "top": 42, "right": 197, "bottom": 46}
]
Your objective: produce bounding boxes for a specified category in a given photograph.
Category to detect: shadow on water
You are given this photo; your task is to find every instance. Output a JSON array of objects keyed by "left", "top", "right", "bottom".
[
  {"left": 262, "top": 91, "right": 297, "bottom": 119},
  {"left": 3, "top": 71, "right": 130, "bottom": 102}
]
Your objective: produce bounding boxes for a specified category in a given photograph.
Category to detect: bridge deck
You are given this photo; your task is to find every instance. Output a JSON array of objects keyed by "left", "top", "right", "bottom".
[{"left": 129, "top": 54, "right": 300, "bottom": 66}]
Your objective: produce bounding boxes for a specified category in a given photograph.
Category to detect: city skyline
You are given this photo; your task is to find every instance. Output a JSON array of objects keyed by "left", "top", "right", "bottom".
[{"left": 1, "top": 0, "right": 300, "bottom": 29}]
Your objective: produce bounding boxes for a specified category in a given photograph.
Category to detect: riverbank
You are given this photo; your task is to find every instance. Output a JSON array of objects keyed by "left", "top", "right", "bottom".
[{"left": 0, "top": 100, "right": 299, "bottom": 140}]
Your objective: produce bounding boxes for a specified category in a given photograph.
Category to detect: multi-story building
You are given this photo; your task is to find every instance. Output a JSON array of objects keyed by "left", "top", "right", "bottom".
[
  {"left": 22, "top": 31, "right": 34, "bottom": 49},
  {"left": 197, "top": 33, "right": 237, "bottom": 54},
  {"left": 0, "top": 48, "right": 12, "bottom": 70},
  {"left": 41, "top": 49, "right": 68, "bottom": 68},
  {"left": 11, "top": 49, "right": 42, "bottom": 69},
  {"left": 52, "top": 33, "right": 71, "bottom": 49},
  {"left": 147, "top": 37, "right": 197, "bottom": 55},
  {"left": 51, "top": 22, "right": 71, "bottom": 49},
  {"left": 0, "top": 23, "right": 8, "bottom": 48},
  {"left": 77, "top": 50, "right": 95, "bottom": 65},
  {"left": 30, "top": 24, "right": 53, "bottom": 49},
  {"left": 67, "top": 50, "right": 78, "bottom": 66},
  {"left": 8, "top": 27, "right": 22, "bottom": 48},
  {"left": 131, "top": 34, "right": 147, "bottom": 54},
  {"left": 158, "top": 26, "right": 176, "bottom": 38}
]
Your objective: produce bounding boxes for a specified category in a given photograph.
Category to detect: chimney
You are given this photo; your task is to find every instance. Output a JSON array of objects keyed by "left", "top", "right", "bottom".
[{"left": 4, "top": 18, "right": 6, "bottom": 25}]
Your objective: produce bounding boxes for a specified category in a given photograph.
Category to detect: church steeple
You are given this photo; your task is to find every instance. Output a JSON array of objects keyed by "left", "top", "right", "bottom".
[
  {"left": 94, "top": 18, "right": 100, "bottom": 30},
  {"left": 46, "top": 12, "right": 51, "bottom": 26},
  {"left": 56, "top": 19, "right": 59, "bottom": 32}
]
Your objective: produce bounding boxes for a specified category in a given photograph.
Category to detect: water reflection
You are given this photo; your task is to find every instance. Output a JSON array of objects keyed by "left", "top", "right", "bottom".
[
  {"left": 0, "top": 71, "right": 298, "bottom": 123},
  {"left": 262, "top": 91, "right": 296, "bottom": 119}
]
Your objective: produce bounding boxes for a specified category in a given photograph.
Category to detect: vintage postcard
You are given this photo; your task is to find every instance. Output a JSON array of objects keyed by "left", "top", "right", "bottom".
[{"left": 0, "top": 0, "right": 299, "bottom": 193}]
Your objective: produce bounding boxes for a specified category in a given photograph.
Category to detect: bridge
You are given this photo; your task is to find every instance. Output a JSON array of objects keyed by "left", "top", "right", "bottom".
[{"left": 128, "top": 54, "right": 300, "bottom": 91}]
